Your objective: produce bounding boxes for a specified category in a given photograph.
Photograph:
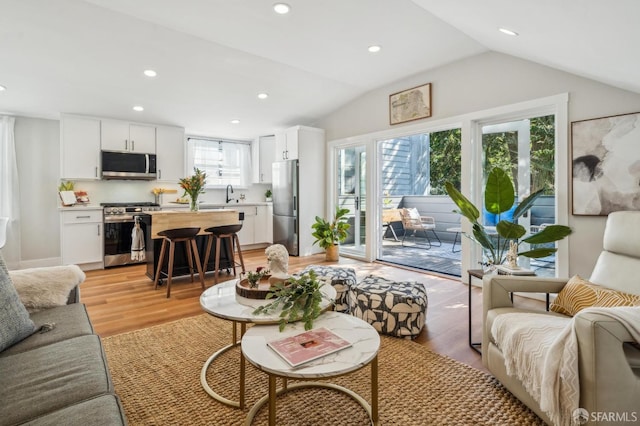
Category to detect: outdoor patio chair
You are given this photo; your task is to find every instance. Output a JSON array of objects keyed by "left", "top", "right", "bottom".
[{"left": 399, "top": 208, "right": 441, "bottom": 249}]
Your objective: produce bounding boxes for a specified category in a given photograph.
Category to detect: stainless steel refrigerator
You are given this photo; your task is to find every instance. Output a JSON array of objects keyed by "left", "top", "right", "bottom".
[{"left": 272, "top": 159, "right": 299, "bottom": 255}]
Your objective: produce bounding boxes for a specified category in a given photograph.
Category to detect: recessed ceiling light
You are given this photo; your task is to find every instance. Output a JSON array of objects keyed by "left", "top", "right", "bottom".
[
  {"left": 368, "top": 45, "right": 381, "bottom": 53},
  {"left": 143, "top": 69, "right": 157, "bottom": 77},
  {"left": 273, "top": 3, "right": 290, "bottom": 14},
  {"left": 0, "top": 85, "right": 6, "bottom": 92},
  {"left": 498, "top": 28, "right": 519, "bottom": 36},
  {"left": 133, "top": 106, "right": 144, "bottom": 112},
  {"left": 257, "top": 93, "right": 269, "bottom": 100},
  {"left": 230, "top": 119, "right": 240, "bottom": 124}
]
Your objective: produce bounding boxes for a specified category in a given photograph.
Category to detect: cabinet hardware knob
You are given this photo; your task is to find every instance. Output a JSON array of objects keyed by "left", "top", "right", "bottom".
[{"left": 76, "top": 215, "right": 91, "bottom": 219}]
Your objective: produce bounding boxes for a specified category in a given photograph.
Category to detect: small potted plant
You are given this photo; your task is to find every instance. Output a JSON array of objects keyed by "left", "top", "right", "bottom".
[
  {"left": 311, "top": 207, "right": 350, "bottom": 261},
  {"left": 265, "top": 189, "right": 272, "bottom": 202},
  {"left": 253, "top": 270, "right": 327, "bottom": 331},
  {"left": 245, "top": 267, "right": 270, "bottom": 289}
]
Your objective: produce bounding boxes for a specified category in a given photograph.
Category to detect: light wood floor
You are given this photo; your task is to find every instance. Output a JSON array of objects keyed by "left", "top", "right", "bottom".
[{"left": 80, "top": 249, "right": 544, "bottom": 372}]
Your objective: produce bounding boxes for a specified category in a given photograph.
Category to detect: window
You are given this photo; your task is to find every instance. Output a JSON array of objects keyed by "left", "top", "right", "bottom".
[
  {"left": 379, "top": 128, "right": 461, "bottom": 197},
  {"left": 186, "top": 137, "right": 252, "bottom": 187}
]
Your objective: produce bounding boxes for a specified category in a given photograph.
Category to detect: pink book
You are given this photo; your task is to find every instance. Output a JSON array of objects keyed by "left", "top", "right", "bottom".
[{"left": 267, "top": 327, "right": 352, "bottom": 368}]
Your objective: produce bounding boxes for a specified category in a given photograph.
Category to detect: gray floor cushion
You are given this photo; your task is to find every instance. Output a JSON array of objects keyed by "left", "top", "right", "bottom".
[
  {"left": 0, "top": 335, "right": 114, "bottom": 425},
  {"left": 299, "top": 265, "right": 357, "bottom": 313},
  {"left": 349, "top": 274, "right": 428, "bottom": 338}
]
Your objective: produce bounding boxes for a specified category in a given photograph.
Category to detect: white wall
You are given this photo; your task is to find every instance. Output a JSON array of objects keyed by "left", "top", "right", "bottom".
[
  {"left": 14, "top": 117, "right": 61, "bottom": 265},
  {"left": 316, "top": 51, "right": 640, "bottom": 277}
]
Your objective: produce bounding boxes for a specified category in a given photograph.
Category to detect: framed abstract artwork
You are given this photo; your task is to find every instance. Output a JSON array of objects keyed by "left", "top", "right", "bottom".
[
  {"left": 389, "top": 83, "right": 431, "bottom": 125},
  {"left": 571, "top": 111, "right": 640, "bottom": 215}
]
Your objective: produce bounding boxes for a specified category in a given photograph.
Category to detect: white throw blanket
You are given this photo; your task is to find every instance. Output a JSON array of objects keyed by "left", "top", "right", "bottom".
[
  {"left": 492, "top": 307, "right": 640, "bottom": 426},
  {"left": 131, "top": 223, "right": 145, "bottom": 261}
]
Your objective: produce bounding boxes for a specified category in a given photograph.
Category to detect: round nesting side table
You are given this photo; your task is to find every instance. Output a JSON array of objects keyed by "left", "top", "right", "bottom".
[
  {"left": 199, "top": 280, "right": 336, "bottom": 409},
  {"left": 241, "top": 311, "right": 380, "bottom": 426}
]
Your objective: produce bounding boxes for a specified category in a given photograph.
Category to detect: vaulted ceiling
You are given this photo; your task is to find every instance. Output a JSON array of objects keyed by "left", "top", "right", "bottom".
[{"left": 1, "top": 0, "right": 637, "bottom": 139}]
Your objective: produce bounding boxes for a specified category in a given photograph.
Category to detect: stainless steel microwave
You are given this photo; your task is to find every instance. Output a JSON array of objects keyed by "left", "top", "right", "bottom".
[{"left": 101, "top": 151, "right": 157, "bottom": 180}]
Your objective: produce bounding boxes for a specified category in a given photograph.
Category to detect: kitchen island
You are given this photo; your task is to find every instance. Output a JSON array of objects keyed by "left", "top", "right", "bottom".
[{"left": 145, "top": 209, "right": 241, "bottom": 282}]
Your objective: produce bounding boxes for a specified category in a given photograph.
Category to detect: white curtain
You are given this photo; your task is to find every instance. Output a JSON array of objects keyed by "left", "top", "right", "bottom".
[
  {"left": 0, "top": 116, "right": 20, "bottom": 268},
  {"left": 187, "top": 138, "right": 252, "bottom": 187}
]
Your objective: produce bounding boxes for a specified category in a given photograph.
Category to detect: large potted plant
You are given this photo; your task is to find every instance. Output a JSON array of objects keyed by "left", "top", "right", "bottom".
[
  {"left": 311, "top": 207, "right": 351, "bottom": 261},
  {"left": 445, "top": 168, "right": 572, "bottom": 269}
]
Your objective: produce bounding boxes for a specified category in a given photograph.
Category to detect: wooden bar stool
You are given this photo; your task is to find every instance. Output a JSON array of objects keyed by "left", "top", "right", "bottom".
[
  {"left": 203, "top": 222, "right": 246, "bottom": 285},
  {"left": 153, "top": 227, "right": 205, "bottom": 298}
]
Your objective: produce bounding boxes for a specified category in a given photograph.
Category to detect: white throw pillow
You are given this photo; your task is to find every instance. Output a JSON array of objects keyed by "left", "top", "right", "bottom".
[{"left": 10, "top": 265, "right": 85, "bottom": 312}]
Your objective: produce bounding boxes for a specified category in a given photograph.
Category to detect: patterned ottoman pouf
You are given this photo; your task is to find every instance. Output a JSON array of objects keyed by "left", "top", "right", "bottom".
[
  {"left": 349, "top": 275, "right": 427, "bottom": 339},
  {"left": 297, "top": 265, "right": 357, "bottom": 313}
]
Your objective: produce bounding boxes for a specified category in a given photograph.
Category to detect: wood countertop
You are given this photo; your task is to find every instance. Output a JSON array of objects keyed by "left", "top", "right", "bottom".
[{"left": 147, "top": 209, "right": 240, "bottom": 238}]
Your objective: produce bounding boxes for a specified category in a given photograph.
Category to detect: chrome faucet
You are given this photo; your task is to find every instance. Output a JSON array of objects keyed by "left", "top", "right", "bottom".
[{"left": 226, "top": 184, "right": 235, "bottom": 203}]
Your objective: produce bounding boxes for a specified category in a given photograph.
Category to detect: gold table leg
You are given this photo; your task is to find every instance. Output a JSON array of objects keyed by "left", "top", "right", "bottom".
[
  {"left": 371, "top": 355, "right": 379, "bottom": 425},
  {"left": 200, "top": 321, "right": 247, "bottom": 408}
]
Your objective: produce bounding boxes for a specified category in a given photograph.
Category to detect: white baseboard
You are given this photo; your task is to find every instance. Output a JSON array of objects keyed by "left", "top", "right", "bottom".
[{"left": 18, "top": 257, "right": 61, "bottom": 269}]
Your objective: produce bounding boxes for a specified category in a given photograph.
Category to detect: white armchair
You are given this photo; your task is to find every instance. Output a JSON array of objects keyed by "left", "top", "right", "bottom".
[{"left": 482, "top": 211, "right": 640, "bottom": 425}]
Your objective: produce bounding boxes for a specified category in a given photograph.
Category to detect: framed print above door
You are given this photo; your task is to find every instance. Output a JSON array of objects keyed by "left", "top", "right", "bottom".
[
  {"left": 389, "top": 83, "right": 431, "bottom": 125},
  {"left": 571, "top": 111, "right": 640, "bottom": 215}
]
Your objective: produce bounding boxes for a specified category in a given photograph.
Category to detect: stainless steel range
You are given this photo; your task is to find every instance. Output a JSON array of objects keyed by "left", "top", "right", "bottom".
[{"left": 102, "top": 202, "right": 160, "bottom": 268}]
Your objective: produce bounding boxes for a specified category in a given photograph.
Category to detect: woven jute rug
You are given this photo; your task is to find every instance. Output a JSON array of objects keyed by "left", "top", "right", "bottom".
[{"left": 102, "top": 314, "right": 543, "bottom": 425}]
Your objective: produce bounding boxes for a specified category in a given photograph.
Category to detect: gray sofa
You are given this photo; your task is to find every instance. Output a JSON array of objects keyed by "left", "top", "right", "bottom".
[{"left": 0, "top": 258, "right": 127, "bottom": 426}]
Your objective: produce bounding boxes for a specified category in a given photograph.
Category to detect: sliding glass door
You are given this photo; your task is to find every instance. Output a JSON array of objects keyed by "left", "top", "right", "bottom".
[
  {"left": 337, "top": 146, "right": 367, "bottom": 256},
  {"left": 480, "top": 115, "right": 557, "bottom": 275}
]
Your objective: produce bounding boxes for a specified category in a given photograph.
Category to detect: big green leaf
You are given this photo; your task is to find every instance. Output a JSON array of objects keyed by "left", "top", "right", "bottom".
[
  {"left": 445, "top": 182, "right": 479, "bottom": 222},
  {"left": 523, "top": 225, "right": 572, "bottom": 244},
  {"left": 471, "top": 223, "right": 495, "bottom": 256},
  {"left": 512, "top": 188, "right": 544, "bottom": 221},
  {"left": 517, "top": 247, "right": 558, "bottom": 258},
  {"left": 484, "top": 168, "right": 515, "bottom": 215},
  {"left": 496, "top": 221, "right": 526, "bottom": 239}
]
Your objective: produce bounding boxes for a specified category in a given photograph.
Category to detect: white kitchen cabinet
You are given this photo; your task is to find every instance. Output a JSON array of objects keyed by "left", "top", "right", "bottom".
[
  {"left": 60, "top": 209, "right": 103, "bottom": 269},
  {"left": 156, "top": 125, "right": 185, "bottom": 182},
  {"left": 254, "top": 205, "right": 273, "bottom": 244},
  {"left": 252, "top": 135, "right": 275, "bottom": 183},
  {"left": 60, "top": 115, "right": 101, "bottom": 179},
  {"left": 274, "top": 127, "right": 299, "bottom": 161},
  {"left": 101, "top": 120, "right": 156, "bottom": 153},
  {"left": 234, "top": 206, "right": 257, "bottom": 246},
  {"left": 290, "top": 126, "right": 325, "bottom": 256}
]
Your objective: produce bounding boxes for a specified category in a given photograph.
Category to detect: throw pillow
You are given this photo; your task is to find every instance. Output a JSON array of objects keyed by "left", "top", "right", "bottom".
[
  {"left": 0, "top": 253, "right": 36, "bottom": 352},
  {"left": 404, "top": 208, "right": 421, "bottom": 220},
  {"left": 550, "top": 275, "right": 640, "bottom": 316},
  {"left": 10, "top": 265, "right": 85, "bottom": 313}
]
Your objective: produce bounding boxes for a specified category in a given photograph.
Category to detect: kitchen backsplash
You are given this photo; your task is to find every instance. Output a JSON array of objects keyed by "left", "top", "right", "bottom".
[{"left": 68, "top": 179, "right": 272, "bottom": 205}]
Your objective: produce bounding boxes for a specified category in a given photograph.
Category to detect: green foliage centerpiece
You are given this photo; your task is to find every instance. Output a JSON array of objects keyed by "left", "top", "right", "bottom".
[
  {"left": 445, "top": 167, "right": 572, "bottom": 268},
  {"left": 252, "top": 270, "right": 327, "bottom": 331}
]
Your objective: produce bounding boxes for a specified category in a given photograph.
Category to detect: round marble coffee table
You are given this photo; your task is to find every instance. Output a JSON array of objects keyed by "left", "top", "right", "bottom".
[
  {"left": 199, "top": 279, "right": 336, "bottom": 409},
  {"left": 241, "top": 311, "right": 380, "bottom": 426}
]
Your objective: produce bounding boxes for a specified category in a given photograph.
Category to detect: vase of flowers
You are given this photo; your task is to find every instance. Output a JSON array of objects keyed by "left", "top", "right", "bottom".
[{"left": 179, "top": 168, "right": 206, "bottom": 211}]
